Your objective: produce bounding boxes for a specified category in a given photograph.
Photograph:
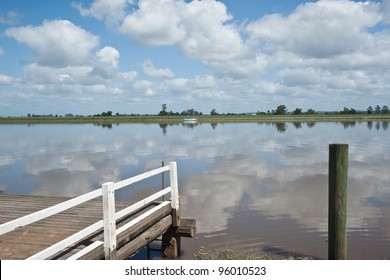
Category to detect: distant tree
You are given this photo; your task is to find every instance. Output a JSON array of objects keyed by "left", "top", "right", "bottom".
[
  {"left": 275, "top": 104, "right": 287, "bottom": 115},
  {"left": 349, "top": 108, "right": 356, "bottom": 114},
  {"left": 159, "top": 104, "right": 168, "bottom": 116},
  {"left": 382, "top": 105, "right": 389, "bottom": 114},
  {"left": 292, "top": 108, "right": 302, "bottom": 115},
  {"left": 341, "top": 107, "right": 350, "bottom": 114},
  {"left": 210, "top": 109, "right": 218, "bottom": 115},
  {"left": 306, "top": 108, "right": 316, "bottom": 114},
  {"left": 106, "top": 111, "right": 112, "bottom": 117},
  {"left": 367, "top": 106, "right": 373, "bottom": 114},
  {"left": 27, "top": 113, "right": 31, "bottom": 117},
  {"left": 375, "top": 105, "right": 381, "bottom": 114}
]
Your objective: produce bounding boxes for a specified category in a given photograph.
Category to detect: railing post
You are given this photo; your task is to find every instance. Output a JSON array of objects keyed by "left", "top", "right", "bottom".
[
  {"left": 169, "top": 162, "right": 180, "bottom": 227},
  {"left": 102, "top": 182, "right": 117, "bottom": 260},
  {"left": 162, "top": 161, "right": 166, "bottom": 201},
  {"left": 328, "top": 144, "right": 349, "bottom": 260}
]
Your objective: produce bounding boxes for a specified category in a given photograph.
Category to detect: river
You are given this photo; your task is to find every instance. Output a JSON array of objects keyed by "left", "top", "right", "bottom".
[{"left": 0, "top": 121, "right": 389, "bottom": 259}]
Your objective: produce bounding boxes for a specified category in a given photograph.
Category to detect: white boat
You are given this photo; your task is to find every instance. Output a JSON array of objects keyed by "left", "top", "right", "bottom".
[
  {"left": 184, "top": 109, "right": 197, "bottom": 124},
  {"left": 183, "top": 117, "right": 197, "bottom": 124}
]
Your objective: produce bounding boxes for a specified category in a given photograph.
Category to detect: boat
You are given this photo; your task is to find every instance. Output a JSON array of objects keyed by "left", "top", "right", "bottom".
[
  {"left": 183, "top": 117, "right": 197, "bottom": 124},
  {"left": 184, "top": 110, "right": 197, "bottom": 124}
]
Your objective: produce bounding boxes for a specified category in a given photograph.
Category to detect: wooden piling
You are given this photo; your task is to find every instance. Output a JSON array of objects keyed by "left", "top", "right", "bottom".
[
  {"left": 328, "top": 144, "right": 348, "bottom": 260},
  {"left": 161, "top": 219, "right": 196, "bottom": 258}
]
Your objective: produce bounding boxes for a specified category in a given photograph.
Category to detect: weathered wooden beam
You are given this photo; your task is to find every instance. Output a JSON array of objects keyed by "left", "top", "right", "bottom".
[
  {"left": 116, "top": 215, "right": 172, "bottom": 259},
  {"left": 77, "top": 203, "right": 172, "bottom": 260}
]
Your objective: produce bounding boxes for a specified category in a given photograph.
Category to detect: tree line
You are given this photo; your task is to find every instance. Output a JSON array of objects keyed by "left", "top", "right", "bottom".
[
  {"left": 23, "top": 104, "right": 389, "bottom": 119},
  {"left": 256, "top": 104, "right": 390, "bottom": 115}
]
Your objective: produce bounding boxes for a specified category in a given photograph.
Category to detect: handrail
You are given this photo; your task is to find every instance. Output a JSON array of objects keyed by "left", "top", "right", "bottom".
[
  {"left": 0, "top": 162, "right": 179, "bottom": 260},
  {"left": 0, "top": 189, "right": 102, "bottom": 236},
  {"left": 112, "top": 165, "right": 170, "bottom": 191}
]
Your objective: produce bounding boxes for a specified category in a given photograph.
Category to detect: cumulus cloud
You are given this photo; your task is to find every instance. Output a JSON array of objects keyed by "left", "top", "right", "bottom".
[
  {"left": 120, "top": 0, "right": 186, "bottom": 46},
  {"left": 0, "top": 74, "right": 14, "bottom": 84},
  {"left": 381, "top": 0, "right": 390, "bottom": 24},
  {"left": 142, "top": 59, "right": 175, "bottom": 78},
  {"left": 133, "top": 80, "right": 156, "bottom": 96},
  {"left": 93, "top": 46, "right": 120, "bottom": 78},
  {"left": 72, "top": 0, "right": 129, "bottom": 27},
  {"left": 246, "top": 0, "right": 381, "bottom": 58},
  {"left": 120, "top": 0, "right": 247, "bottom": 62},
  {"left": 96, "top": 47, "right": 119, "bottom": 68},
  {"left": 6, "top": 20, "right": 100, "bottom": 67},
  {"left": 5, "top": 19, "right": 125, "bottom": 83},
  {"left": 23, "top": 63, "right": 93, "bottom": 85},
  {"left": 193, "top": 75, "right": 216, "bottom": 88},
  {"left": 3, "top": 0, "right": 390, "bottom": 115},
  {"left": 2, "top": 18, "right": 143, "bottom": 112}
]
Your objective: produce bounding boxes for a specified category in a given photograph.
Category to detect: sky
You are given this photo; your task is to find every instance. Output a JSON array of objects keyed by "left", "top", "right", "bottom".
[{"left": 0, "top": 0, "right": 390, "bottom": 116}]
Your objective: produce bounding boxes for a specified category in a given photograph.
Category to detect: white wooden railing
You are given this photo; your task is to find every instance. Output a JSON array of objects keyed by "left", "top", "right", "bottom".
[{"left": 0, "top": 162, "right": 179, "bottom": 260}]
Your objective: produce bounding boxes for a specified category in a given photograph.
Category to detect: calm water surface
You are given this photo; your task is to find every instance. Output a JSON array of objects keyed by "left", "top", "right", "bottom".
[{"left": 0, "top": 121, "right": 389, "bottom": 259}]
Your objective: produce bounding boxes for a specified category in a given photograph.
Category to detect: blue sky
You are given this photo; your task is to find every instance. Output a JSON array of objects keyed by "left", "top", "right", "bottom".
[{"left": 0, "top": 0, "right": 389, "bottom": 116}]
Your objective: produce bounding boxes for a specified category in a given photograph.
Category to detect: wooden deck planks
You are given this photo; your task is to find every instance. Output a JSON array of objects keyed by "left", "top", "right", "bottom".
[{"left": 0, "top": 194, "right": 168, "bottom": 260}]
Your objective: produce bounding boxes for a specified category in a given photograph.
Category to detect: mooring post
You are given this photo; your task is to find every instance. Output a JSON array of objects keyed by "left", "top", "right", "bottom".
[
  {"left": 102, "top": 182, "right": 117, "bottom": 260},
  {"left": 328, "top": 144, "right": 348, "bottom": 260}
]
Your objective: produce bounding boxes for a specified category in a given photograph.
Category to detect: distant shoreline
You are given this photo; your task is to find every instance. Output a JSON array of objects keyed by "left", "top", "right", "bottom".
[{"left": 1, "top": 114, "right": 390, "bottom": 124}]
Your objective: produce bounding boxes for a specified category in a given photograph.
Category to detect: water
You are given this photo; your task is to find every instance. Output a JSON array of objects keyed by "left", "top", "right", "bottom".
[{"left": 0, "top": 121, "right": 389, "bottom": 259}]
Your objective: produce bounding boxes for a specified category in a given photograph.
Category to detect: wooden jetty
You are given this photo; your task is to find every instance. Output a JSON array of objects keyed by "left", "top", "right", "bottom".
[{"left": 0, "top": 162, "right": 196, "bottom": 260}]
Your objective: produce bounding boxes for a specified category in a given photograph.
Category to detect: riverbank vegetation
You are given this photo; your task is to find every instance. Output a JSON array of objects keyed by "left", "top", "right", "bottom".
[
  {"left": 2, "top": 113, "right": 390, "bottom": 124},
  {"left": 1, "top": 104, "right": 390, "bottom": 124},
  {"left": 194, "top": 246, "right": 313, "bottom": 260}
]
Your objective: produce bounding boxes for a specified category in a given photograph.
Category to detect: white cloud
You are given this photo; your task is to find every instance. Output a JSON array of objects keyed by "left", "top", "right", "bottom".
[
  {"left": 96, "top": 47, "right": 119, "bottom": 68},
  {"left": 120, "top": 0, "right": 186, "bottom": 46},
  {"left": 6, "top": 20, "right": 100, "bottom": 67},
  {"left": 23, "top": 63, "right": 93, "bottom": 85},
  {"left": 120, "top": 0, "right": 247, "bottom": 59},
  {"left": 3, "top": 19, "right": 134, "bottom": 105},
  {"left": 93, "top": 46, "right": 120, "bottom": 78},
  {"left": 0, "top": 74, "right": 14, "bottom": 84},
  {"left": 162, "top": 78, "right": 189, "bottom": 92},
  {"left": 382, "top": 0, "right": 390, "bottom": 24},
  {"left": 178, "top": 0, "right": 247, "bottom": 61},
  {"left": 142, "top": 59, "right": 175, "bottom": 78},
  {"left": 193, "top": 75, "right": 216, "bottom": 88},
  {"left": 2, "top": 0, "right": 390, "bottom": 115},
  {"left": 246, "top": 0, "right": 381, "bottom": 58},
  {"left": 118, "top": 71, "right": 138, "bottom": 82},
  {"left": 73, "top": 0, "right": 129, "bottom": 27},
  {"left": 133, "top": 80, "right": 156, "bottom": 96}
]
